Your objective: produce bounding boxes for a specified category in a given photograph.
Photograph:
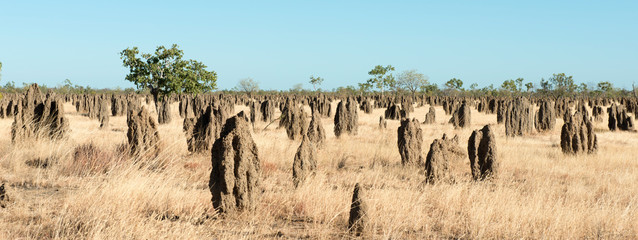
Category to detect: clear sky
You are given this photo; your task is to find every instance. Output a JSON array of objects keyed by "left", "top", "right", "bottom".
[{"left": 1, "top": 1, "right": 637, "bottom": 91}]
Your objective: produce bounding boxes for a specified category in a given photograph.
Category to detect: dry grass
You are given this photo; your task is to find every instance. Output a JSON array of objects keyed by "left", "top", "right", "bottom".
[{"left": 0, "top": 100, "right": 637, "bottom": 239}]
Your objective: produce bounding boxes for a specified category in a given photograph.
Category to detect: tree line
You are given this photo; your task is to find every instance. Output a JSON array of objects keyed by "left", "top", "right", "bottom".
[{"left": 1, "top": 45, "right": 637, "bottom": 99}]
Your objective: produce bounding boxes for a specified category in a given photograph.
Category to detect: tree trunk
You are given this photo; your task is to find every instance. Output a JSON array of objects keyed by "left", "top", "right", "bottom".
[{"left": 150, "top": 87, "right": 160, "bottom": 112}]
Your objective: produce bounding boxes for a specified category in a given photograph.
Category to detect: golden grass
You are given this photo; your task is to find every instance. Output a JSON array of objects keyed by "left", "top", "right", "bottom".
[{"left": 0, "top": 101, "right": 637, "bottom": 239}]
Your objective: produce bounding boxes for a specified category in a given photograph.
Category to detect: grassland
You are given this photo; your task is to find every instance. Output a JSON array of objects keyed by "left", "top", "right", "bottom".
[{"left": 0, "top": 101, "right": 636, "bottom": 239}]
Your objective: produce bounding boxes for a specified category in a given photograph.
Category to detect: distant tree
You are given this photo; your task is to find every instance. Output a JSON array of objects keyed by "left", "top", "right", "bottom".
[
  {"left": 445, "top": 78, "right": 463, "bottom": 91},
  {"left": 515, "top": 78, "right": 524, "bottom": 91},
  {"left": 469, "top": 83, "right": 479, "bottom": 90},
  {"left": 366, "top": 65, "right": 395, "bottom": 96},
  {"left": 501, "top": 78, "right": 524, "bottom": 93},
  {"left": 597, "top": 81, "right": 613, "bottom": 92},
  {"left": 501, "top": 80, "right": 518, "bottom": 92},
  {"left": 548, "top": 73, "right": 576, "bottom": 96},
  {"left": 525, "top": 82, "right": 534, "bottom": 92},
  {"left": 396, "top": 69, "right": 429, "bottom": 96},
  {"left": 0, "top": 61, "right": 3, "bottom": 81},
  {"left": 309, "top": 75, "right": 324, "bottom": 91},
  {"left": 235, "top": 77, "right": 259, "bottom": 94},
  {"left": 357, "top": 82, "right": 373, "bottom": 93},
  {"left": 1, "top": 81, "right": 16, "bottom": 93},
  {"left": 420, "top": 83, "right": 439, "bottom": 95},
  {"left": 120, "top": 44, "right": 217, "bottom": 106},
  {"left": 290, "top": 83, "right": 304, "bottom": 92},
  {"left": 538, "top": 78, "right": 552, "bottom": 94},
  {"left": 60, "top": 79, "right": 74, "bottom": 94}
]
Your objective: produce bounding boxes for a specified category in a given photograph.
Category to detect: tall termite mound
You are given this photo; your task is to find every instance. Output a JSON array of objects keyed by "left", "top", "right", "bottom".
[
  {"left": 209, "top": 112, "right": 261, "bottom": 214},
  {"left": 292, "top": 135, "right": 317, "bottom": 187},
  {"left": 11, "top": 84, "right": 69, "bottom": 143},
  {"left": 561, "top": 111, "right": 598, "bottom": 154},
  {"left": 449, "top": 101, "right": 470, "bottom": 128},
  {"left": 126, "top": 106, "right": 160, "bottom": 157},
  {"left": 397, "top": 118, "right": 423, "bottom": 165},
  {"left": 424, "top": 134, "right": 464, "bottom": 184},
  {"left": 306, "top": 109, "right": 326, "bottom": 148},
  {"left": 505, "top": 98, "right": 535, "bottom": 137},
  {"left": 423, "top": 106, "right": 436, "bottom": 124},
  {"left": 280, "top": 99, "right": 307, "bottom": 140},
  {"left": 468, "top": 125, "right": 498, "bottom": 180},
  {"left": 334, "top": 98, "right": 358, "bottom": 137},
  {"left": 608, "top": 103, "right": 634, "bottom": 131},
  {"left": 535, "top": 100, "right": 556, "bottom": 132},
  {"left": 347, "top": 183, "right": 367, "bottom": 237}
]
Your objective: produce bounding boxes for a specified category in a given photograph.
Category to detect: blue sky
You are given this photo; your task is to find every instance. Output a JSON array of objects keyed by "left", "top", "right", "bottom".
[{"left": 1, "top": 1, "right": 637, "bottom": 91}]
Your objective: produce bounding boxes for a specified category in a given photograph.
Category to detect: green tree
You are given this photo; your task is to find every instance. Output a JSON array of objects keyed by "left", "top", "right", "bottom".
[
  {"left": 548, "top": 73, "right": 576, "bottom": 96},
  {"left": 421, "top": 83, "right": 439, "bottom": 95},
  {"left": 0, "top": 61, "right": 3, "bottom": 81},
  {"left": 501, "top": 79, "right": 518, "bottom": 92},
  {"left": 235, "top": 77, "right": 259, "bottom": 94},
  {"left": 309, "top": 75, "right": 324, "bottom": 91},
  {"left": 60, "top": 79, "right": 74, "bottom": 94},
  {"left": 501, "top": 78, "right": 524, "bottom": 93},
  {"left": 366, "top": 65, "right": 395, "bottom": 96},
  {"left": 357, "top": 82, "right": 372, "bottom": 93},
  {"left": 396, "top": 69, "right": 429, "bottom": 96},
  {"left": 120, "top": 44, "right": 217, "bottom": 106},
  {"left": 597, "top": 81, "right": 613, "bottom": 92},
  {"left": 445, "top": 78, "right": 463, "bottom": 90},
  {"left": 525, "top": 82, "right": 534, "bottom": 92},
  {"left": 539, "top": 78, "right": 552, "bottom": 94}
]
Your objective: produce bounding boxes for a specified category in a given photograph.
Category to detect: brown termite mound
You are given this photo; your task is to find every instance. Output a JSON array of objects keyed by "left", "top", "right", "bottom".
[
  {"left": 347, "top": 183, "right": 368, "bottom": 237},
  {"left": 468, "top": 125, "right": 498, "bottom": 180},
  {"left": 126, "top": 106, "right": 161, "bottom": 157},
  {"left": 424, "top": 134, "right": 464, "bottom": 184},
  {"left": 11, "top": 84, "right": 69, "bottom": 143},
  {"left": 397, "top": 118, "right": 424, "bottom": 165},
  {"left": 292, "top": 135, "right": 317, "bottom": 188},
  {"left": 209, "top": 112, "right": 261, "bottom": 214}
]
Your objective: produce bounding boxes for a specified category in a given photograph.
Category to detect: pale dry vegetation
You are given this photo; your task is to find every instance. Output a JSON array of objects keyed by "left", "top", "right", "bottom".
[{"left": 0, "top": 101, "right": 637, "bottom": 239}]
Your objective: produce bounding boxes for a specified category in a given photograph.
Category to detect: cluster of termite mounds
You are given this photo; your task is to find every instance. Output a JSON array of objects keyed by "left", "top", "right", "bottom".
[
  {"left": 10, "top": 84, "right": 69, "bottom": 143},
  {"left": 4, "top": 83, "right": 638, "bottom": 236}
]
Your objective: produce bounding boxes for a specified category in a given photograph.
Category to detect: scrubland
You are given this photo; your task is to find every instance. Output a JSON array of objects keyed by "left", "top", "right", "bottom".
[{"left": 0, "top": 101, "right": 637, "bottom": 239}]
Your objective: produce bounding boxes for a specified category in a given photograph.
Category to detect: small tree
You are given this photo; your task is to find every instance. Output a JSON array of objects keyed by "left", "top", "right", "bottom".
[
  {"left": 525, "top": 82, "right": 534, "bottom": 92},
  {"left": 0, "top": 61, "right": 3, "bottom": 81},
  {"left": 366, "top": 65, "right": 395, "bottom": 96},
  {"left": 120, "top": 44, "right": 217, "bottom": 106},
  {"left": 548, "top": 73, "right": 576, "bottom": 97},
  {"left": 309, "top": 75, "right": 324, "bottom": 91},
  {"left": 397, "top": 69, "right": 429, "bottom": 96},
  {"left": 290, "top": 83, "right": 304, "bottom": 92},
  {"left": 445, "top": 78, "right": 463, "bottom": 91},
  {"left": 421, "top": 83, "right": 439, "bottom": 95},
  {"left": 501, "top": 80, "right": 518, "bottom": 92},
  {"left": 236, "top": 78, "right": 259, "bottom": 94}
]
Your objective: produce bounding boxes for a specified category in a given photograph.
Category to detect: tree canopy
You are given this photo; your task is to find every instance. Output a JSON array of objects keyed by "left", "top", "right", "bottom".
[
  {"left": 445, "top": 78, "right": 463, "bottom": 90},
  {"left": 120, "top": 44, "right": 217, "bottom": 102},
  {"left": 366, "top": 65, "right": 395, "bottom": 95},
  {"left": 235, "top": 78, "right": 259, "bottom": 94},
  {"left": 396, "top": 69, "right": 429, "bottom": 95},
  {"left": 309, "top": 75, "right": 324, "bottom": 91}
]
